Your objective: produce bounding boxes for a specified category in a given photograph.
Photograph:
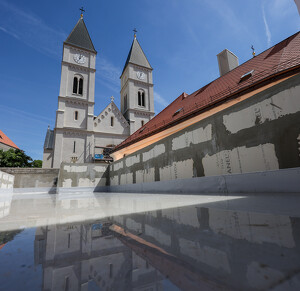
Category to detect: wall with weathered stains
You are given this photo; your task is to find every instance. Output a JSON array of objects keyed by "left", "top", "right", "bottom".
[
  {"left": 108, "top": 74, "right": 300, "bottom": 187},
  {"left": 0, "top": 168, "right": 58, "bottom": 189},
  {"left": 0, "top": 170, "right": 14, "bottom": 190},
  {"left": 58, "top": 163, "right": 109, "bottom": 188}
]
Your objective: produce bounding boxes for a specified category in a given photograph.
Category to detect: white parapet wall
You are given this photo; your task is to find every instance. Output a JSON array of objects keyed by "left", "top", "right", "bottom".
[
  {"left": 0, "top": 170, "right": 14, "bottom": 191},
  {"left": 57, "top": 163, "right": 109, "bottom": 192}
]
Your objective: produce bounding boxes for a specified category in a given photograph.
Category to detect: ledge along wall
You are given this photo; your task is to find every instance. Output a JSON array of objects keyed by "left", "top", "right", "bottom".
[
  {"left": 107, "top": 74, "right": 300, "bottom": 193},
  {"left": 0, "top": 168, "right": 58, "bottom": 189},
  {"left": 57, "top": 163, "right": 109, "bottom": 190}
]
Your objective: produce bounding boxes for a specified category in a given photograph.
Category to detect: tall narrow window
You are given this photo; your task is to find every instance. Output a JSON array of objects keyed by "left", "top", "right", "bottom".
[
  {"left": 138, "top": 90, "right": 145, "bottom": 107},
  {"left": 64, "top": 277, "right": 69, "bottom": 291},
  {"left": 111, "top": 116, "right": 114, "bottom": 127},
  {"left": 124, "top": 95, "right": 127, "bottom": 111},
  {"left": 73, "top": 77, "right": 78, "bottom": 94},
  {"left": 74, "top": 111, "right": 78, "bottom": 120},
  {"left": 78, "top": 78, "right": 83, "bottom": 95},
  {"left": 141, "top": 120, "right": 144, "bottom": 127},
  {"left": 73, "top": 141, "right": 76, "bottom": 153},
  {"left": 141, "top": 92, "right": 145, "bottom": 107}
]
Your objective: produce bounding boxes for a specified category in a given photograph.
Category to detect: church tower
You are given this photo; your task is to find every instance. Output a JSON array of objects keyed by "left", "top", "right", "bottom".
[
  {"left": 50, "top": 14, "right": 97, "bottom": 168},
  {"left": 120, "top": 34, "right": 154, "bottom": 134}
]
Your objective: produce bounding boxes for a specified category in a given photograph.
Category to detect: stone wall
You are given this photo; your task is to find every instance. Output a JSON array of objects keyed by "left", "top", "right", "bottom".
[
  {"left": 0, "top": 168, "right": 59, "bottom": 188},
  {"left": 58, "top": 163, "right": 109, "bottom": 188},
  {"left": 0, "top": 170, "right": 14, "bottom": 190},
  {"left": 108, "top": 74, "right": 300, "bottom": 188}
]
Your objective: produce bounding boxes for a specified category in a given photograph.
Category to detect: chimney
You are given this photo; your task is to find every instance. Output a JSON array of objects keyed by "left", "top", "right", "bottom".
[{"left": 217, "top": 49, "right": 239, "bottom": 76}]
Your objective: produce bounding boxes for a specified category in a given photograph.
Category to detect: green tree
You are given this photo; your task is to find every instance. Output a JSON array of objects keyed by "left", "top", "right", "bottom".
[
  {"left": 0, "top": 148, "right": 33, "bottom": 167},
  {"left": 32, "top": 159, "right": 43, "bottom": 168}
]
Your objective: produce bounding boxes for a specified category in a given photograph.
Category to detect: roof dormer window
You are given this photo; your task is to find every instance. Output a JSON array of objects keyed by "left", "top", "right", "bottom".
[
  {"left": 239, "top": 70, "right": 254, "bottom": 83},
  {"left": 173, "top": 108, "right": 183, "bottom": 117}
]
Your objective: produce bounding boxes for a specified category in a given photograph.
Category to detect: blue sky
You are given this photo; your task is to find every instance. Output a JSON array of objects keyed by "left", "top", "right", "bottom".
[{"left": 0, "top": 0, "right": 299, "bottom": 161}]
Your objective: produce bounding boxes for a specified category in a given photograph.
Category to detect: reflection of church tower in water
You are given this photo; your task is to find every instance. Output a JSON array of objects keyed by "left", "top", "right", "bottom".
[
  {"left": 34, "top": 221, "right": 165, "bottom": 290},
  {"left": 34, "top": 221, "right": 132, "bottom": 290}
]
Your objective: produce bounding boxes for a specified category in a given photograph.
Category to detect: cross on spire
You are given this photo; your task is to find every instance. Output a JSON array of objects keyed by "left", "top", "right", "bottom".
[
  {"left": 251, "top": 45, "right": 256, "bottom": 57},
  {"left": 133, "top": 28, "right": 137, "bottom": 38},
  {"left": 79, "top": 7, "right": 85, "bottom": 18}
]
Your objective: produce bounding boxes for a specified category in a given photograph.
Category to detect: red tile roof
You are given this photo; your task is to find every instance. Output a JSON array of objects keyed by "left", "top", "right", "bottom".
[
  {"left": 0, "top": 130, "right": 19, "bottom": 149},
  {"left": 115, "top": 31, "right": 300, "bottom": 152}
]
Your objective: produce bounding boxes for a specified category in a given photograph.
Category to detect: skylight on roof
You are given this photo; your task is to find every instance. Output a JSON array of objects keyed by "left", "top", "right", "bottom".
[
  {"left": 240, "top": 70, "right": 254, "bottom": 83},
  {"left": 173, "top": 108, "right": 183, "bottom": 116}
]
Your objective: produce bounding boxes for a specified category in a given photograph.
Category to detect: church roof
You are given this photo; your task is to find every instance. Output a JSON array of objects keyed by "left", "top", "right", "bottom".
[
  {"left": 122, "top": 37, "right": 152, "bottom": 75},
  {"left": 115, "top": 31, "right": 300, "bottom": 152},
  {"left": 43, "top": 127, "right": 54, "bottom": 150},
  {"left": 64, "top": 17, "right": 96, "bottom": 53},
  {"left": 0, "top": 130, "right": 19, "bottom": 149}
]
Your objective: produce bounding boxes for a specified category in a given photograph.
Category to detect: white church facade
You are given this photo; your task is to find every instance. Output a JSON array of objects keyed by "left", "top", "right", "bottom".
[{"left": 43, "top": 15, "right": 154, "bottom": 168}]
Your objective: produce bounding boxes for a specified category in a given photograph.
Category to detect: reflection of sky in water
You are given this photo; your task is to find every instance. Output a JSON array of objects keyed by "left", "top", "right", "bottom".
[
  {"left": 0, "top": 229, "right": 42, "bottom": 291},
  {"left": 0, "top": 192, "right": 299, "bottom": 290}
]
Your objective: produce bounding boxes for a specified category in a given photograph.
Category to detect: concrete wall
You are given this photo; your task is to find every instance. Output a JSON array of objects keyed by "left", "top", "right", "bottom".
[
  {"left": 109, "top": 74, "right": 300, "bottom": 187},
  {"left": 58, "top": 163, "right": 109, "bottom": 188},
  {"left": 0, "top": 170, "right": 14, "bottom": 190},
  {"left": 0, "top": 168, "right": 59, "bottom": 188}
]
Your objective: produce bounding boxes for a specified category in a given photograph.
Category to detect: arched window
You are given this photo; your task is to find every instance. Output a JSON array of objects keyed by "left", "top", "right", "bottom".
[
  {"left": 138, "top": 90, "right": 145, "bottom": 107},
  {"left": 111, "top": 116, "right": 114, "bottom": 127},
  {"left": 73, "top": 77, "right": 78, "bottom": 94},
  {"left": 72, "top": 75, "right": 83, "bottom": 95},
  {"left": 74, "top": 111, "right": 78, "bottom": 120}
]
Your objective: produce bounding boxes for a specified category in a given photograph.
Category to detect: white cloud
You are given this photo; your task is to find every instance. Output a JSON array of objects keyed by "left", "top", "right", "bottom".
[
  {"left": 262, "top": 3, "right": 272, "bottom": 47},
  {"left": 204, "top": 0, "right": 252, "bottom": 36},
  {"left": 154, "top": 91, "right": 169, "bottom": 110},
  {"left": 0, "top": 26, "right": 20, "bottom": 40},
  {"left": 96, "top": 56, "right": 121, "bottom": 87},
  {"left": 0, "top": 0, "right": 66, "bottom": 58},
  {"left": 0, "top": 104, "right": 52, "bottom": 126}
]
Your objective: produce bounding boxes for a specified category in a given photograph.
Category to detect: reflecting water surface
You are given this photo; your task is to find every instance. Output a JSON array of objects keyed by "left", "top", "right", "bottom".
[{"left": 0, "top": 192, "right": 300, "bottom": 290}]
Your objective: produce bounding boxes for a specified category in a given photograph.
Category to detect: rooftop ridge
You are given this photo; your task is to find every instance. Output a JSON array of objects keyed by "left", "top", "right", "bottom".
[{"left": 114, "top": 31, "right": 300, "bottom": 152}]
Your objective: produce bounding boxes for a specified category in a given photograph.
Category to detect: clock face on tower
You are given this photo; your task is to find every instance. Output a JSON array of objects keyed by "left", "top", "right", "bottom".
[
  {"left": 136, "top": 71, "right": 145, "bottom": 80},
  {"left": 74, "top": 53, "right": 86, "bottom": 64}
]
